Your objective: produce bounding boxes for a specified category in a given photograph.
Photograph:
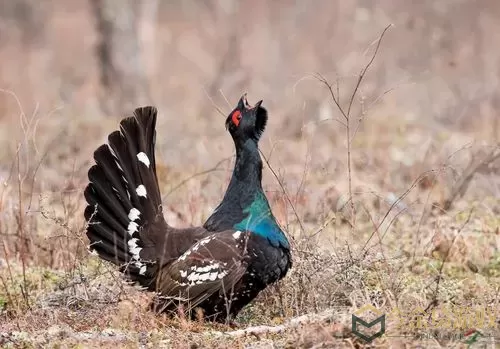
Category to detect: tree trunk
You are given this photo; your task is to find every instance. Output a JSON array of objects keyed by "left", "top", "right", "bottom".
[{"left": 90, "top": 0, "right": 150, "bottom": 116}]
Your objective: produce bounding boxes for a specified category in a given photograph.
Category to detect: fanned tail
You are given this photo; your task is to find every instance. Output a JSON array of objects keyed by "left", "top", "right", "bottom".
[{"left": 84, "top": 106, "right": 168, "bottom": 287}]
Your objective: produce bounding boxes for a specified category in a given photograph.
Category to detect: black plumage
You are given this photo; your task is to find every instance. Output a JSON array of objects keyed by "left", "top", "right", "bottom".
[{"left": 84, "top": 95, "right": 292, "bottom": 322}]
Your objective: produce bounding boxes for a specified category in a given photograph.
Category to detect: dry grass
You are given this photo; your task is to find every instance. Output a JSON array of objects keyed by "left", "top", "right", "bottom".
[
  {"left": 1, "top": 174, "right": 499, "bottom": 348},
  {"left": 1, "top": 77, "right": 499, "bottom": 349}
]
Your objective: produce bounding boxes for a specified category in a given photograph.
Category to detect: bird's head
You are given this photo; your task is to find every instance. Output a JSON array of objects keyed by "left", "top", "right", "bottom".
[{"left": 225, "top": 94, "right": 267, "bottom": 143}]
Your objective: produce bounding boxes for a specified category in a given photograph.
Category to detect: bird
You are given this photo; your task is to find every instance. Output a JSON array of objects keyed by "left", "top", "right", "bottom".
[{"left": 84, "top": 95, "right": 292, "bottom": 323}]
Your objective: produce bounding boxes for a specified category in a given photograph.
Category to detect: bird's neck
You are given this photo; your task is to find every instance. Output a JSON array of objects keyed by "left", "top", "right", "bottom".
[
  {"left": 230, "top": 139, "right": 264, "bottom": 193},
  {"left": 204, "top": 139, "right": 289, "bottom": 249},
  {"left": 219, "top": 139, "right": 266, "bottom": 214}
]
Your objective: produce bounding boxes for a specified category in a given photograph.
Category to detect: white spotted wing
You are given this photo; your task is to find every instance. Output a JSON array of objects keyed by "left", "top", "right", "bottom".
[{"left": 156, "top": 229, "right": 249, "bottom": 310}]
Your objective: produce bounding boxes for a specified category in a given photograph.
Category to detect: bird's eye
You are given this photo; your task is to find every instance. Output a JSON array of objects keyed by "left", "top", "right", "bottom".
[{"left": 232, "top": 110, "right": 242, "bottom": 126}]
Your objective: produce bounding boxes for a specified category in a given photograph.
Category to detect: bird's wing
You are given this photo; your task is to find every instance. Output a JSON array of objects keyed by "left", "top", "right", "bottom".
[{"left": 154, "top": 229, "right": 250, "bottom": 313}]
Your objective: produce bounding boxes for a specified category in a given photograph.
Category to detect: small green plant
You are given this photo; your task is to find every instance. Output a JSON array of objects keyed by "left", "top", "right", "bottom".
[{"left": 0, "top": 296, "right": 6, "bottom": 311}]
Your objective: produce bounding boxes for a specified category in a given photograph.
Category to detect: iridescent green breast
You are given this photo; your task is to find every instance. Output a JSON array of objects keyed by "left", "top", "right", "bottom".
[{"left": 234, "top": 191, "right": 289, "bottom": 248}]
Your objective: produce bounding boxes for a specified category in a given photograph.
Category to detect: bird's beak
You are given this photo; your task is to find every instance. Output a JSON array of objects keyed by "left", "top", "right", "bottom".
[
  {"left": 237, "top": 93, "right": 247, "bottom": 110},
  {"left": 238, "top": 93, "right": 263, "bottom": 110}
]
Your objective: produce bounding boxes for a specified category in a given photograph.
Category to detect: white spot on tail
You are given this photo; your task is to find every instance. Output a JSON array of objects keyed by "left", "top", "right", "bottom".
[
  {"left": 232, "top": 230, "right": 242, "bottom": 239},
  {"left": 179, "top": 270, "right": 187, "bottom": 278},
  {"left": 127, "top": 221, "right": 139, "bottom": 235},
  {"left": 127, "top": 238, "right": 142, "bottom": 260},
  {"left": 137, "top": 152, "right": 150, "bottom": 168},
  {"left": 128, "top": 208, "right": 141, "bottom": 221},
  {"left": 139, "top": 265, "right": 147, "bottom": 275},
  {"left": 136, "top": 185, "right": 147, "bottom": 197}
]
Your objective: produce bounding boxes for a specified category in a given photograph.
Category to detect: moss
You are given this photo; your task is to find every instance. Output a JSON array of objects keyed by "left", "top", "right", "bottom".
[
  {"left": 0, "top": 295, "right": 6, "bottom": 311},
  {"left": 483, "top": 253, "right": 500, "bottom": 277},
  {"left": 0, "top": 266, "right": 64, "bottom": 313}
]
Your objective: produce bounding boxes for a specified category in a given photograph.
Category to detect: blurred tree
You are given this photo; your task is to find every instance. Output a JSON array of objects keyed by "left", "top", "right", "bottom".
[
  {"left": 90, "top": 0, "right": 151, "bottom": 116},
  {"left": 0, "top": 0, "right": 45, "bottom": 46}
]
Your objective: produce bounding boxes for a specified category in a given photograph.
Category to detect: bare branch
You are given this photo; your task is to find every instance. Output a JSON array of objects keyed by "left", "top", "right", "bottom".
[
  {"left": 259, "top": 149, "right": 306, "bottom": 235},
  {"left": 311, "top": 25, "right": 392, "bottom": 236},
  {"left": 202, "top": 86, "right": 227, "bottom": 117},
  {"left": 440, "top": 146, "right": 500, "bottom": 211},
  {"left": 424, "top": 208, "right": 473, "bottom": 314},
  {"left": 313, "top": 73, "right": 348, "bottom": 124},
  {"left": 162, "top": 157, "right": 231, "bottom": 200},
  {"left": 347, "top": 24, "right": 392, "bottom": 117},
  {"left": 359, "top": 167, "right": 448, "bottom": 255},
  {"left": 214, "top": 308, "right": 345, "bottom": 338}
]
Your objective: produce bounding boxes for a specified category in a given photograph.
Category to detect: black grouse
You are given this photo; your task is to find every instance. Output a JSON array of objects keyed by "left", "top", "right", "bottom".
[{"left": 84, "top": 95, "right": 292, "bottom": 322}]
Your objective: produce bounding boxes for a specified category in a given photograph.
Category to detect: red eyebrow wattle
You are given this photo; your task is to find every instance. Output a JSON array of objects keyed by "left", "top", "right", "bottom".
[{"left": 232, "top": 110, "right": 241, "bottom": 126}]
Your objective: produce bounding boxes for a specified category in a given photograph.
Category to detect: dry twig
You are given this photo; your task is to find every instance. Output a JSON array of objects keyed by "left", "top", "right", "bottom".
[
  {"left": 314, "top": 24, "right": 392, "bottom": 232},
  {"left": 214, "top": 308, "right": 345, "bottom": 338},
  {"left": 441, "top": 146, "right": 500, "bottom": 211}
]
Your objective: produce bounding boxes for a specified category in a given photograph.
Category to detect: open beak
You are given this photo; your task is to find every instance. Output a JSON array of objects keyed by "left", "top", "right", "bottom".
[
  {"left": 243, "top": 95, "right": 251, "bottom": 109},
  {"left": 237, "top": 93, "right": 262, "bottom": 110},
  {"left": 237, "top": 93, "right": 247, "bottom": 110}
]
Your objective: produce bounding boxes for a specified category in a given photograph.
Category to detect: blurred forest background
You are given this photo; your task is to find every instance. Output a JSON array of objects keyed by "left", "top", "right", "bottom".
[
  {"left": 0, "top": 0, "right": 498, "bottom": 209},
  {"left": 0, "top": 0, "right": 499, "bottom": 161},
  {"left": 0, "top": 1, "right": 500, "bottom": 347}
]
